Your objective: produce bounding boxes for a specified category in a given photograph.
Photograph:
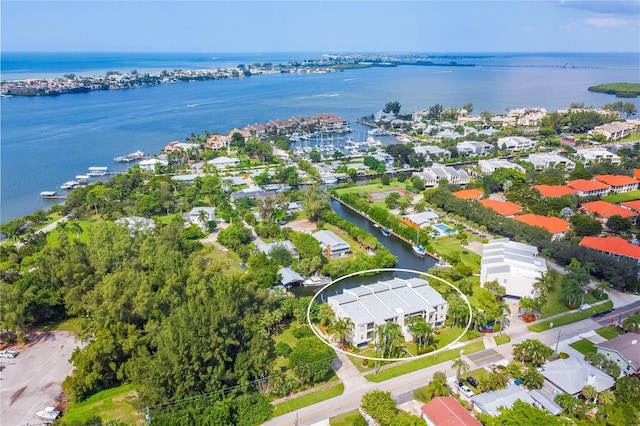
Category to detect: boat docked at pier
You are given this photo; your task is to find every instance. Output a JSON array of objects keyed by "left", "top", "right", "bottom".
[
  {"left": 302, "top": 275, "right": 332, "bottom": 287},
  {"left": 412, "top": 245, "right": 427, "bottom": 257},
  {"left": 113, "top": 150, "right": 144, "bottom": 162},
  {"left": 60, "top": 180, "right": 80, "bottom": 190},
  {"left": 87, "top": 166, "right": 109, "bottom": 176},
  {"left": 381, "top": 227, "right": 391, "bottom": 237},
  {"left": 40, "top": 191, "right": 59, "bottom": 199}
]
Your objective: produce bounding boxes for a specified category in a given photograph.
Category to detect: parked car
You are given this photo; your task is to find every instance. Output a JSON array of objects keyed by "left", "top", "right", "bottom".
[
  {"left": 466, "top": 376, "right": 479, "bottom": 388},
  {"left": 0, "top": 349, "right": 18, "bottom": 358},
  {"left": 458, "top": 381, "right": 474, "bottom": 397}
]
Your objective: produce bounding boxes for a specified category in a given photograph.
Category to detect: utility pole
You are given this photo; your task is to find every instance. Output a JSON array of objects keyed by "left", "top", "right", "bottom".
[{"left": 555, "top": 329, "right": 561, "bottom": 354}]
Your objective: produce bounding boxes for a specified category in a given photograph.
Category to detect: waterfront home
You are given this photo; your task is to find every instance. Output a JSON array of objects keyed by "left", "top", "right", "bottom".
[
  {"left": 579, "top": 200, "right": 637, "bottom": 224},
  {"left": 531, "top": 184, "right": 579, "bottom": 198},
  {"left": 277, "top": 267, "right": 304, "bottom": 288},
  {"left": 567, "top": 179, "right": 611, "bottom": 197},
  {"left": 139, "top": 158, "right": 168, "bottom": 172},
  {"left": 497, "top": 136, "right": 536, "bottom": 151},
  {"left": 574, "top": 148, "right": 621, "bottom": 165},
  {"left": 513, "top": 214, "right": 571, "bottom": 240},
  {"left": 326, "top": 277, "right": 448, "bottom": 347},
  {"left": 596, "top": 333, "right": 640, "bottom": 376},
  {"left": 541, "top": 357, "right": 614, "bottom": 396},
  {"left": 420, "top": 396, "right": 481, "bottom": 426},
  {"left": 312, "top": 230, "right": 350, "bottom": 259},
  {"left": 523, "top": 151, "right": 575, "bottom": 171},
  {"left": 593, "top": 174, "right": 640, "bottom": 194},
  {"left": 183, "top": 207, "right": 215, "bottom": 230},
  {"left": 477, "top": 159, "right": 525, "bottom": 175},
  {"left": 470, "top": 384, "right": 536, "bottom": 417},
  {"left": 207, "top": 156, "right": 240, "bottom": 169},
  {"left": 479, "top": 199, "right": 523, "bottom": 217},
  {"left": 579, "top": 236, "right": 640, "bottom": 264},
  {"left": 456, "top": 140, "right": 492, "bottom": 157},
  {"left": 401, "top": 211, "right": 440, "bottom": 229},
  {"left": 480, "top": 238, "right": 547, "bottom": 299}
]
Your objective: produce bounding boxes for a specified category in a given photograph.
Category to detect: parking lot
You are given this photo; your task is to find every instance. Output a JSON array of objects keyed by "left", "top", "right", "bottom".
[{"left": 0, "top": 331, "right": 78, "bottom": 425}]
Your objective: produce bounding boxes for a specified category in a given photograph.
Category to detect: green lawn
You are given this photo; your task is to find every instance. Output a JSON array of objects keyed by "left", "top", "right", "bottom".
[
  {"left": 462, "top": 367, "right": 491, "bottom": 390},
  {"left": 493, "top": 334, "right": 511, "bottom": 346},
  {"left": 602, "top": 190, "right": 640, "bottom": 204},
  {"left": 595, "top": 325, "right": 622, "bottom": 340},
  {"left": 365, "top": 340, "right": 485, "bottom": 383},
  {"left": 569, "top": 338, "right": 596, "bottom": 355},
  {"left": 334, "top": 181, "right": 408, "bottom": 198},
  {"left": 61, "top": 384, "right": 144, "bottom": 425},
  {"left": 272, "top": 383, "right": 344, "bottom": 418},
  {"left": 330, "top": 409, "right": 365, "bottom": 426},
  {"left": 529, "top": 301, "right": 614, "bottom": 332},
  {"left": 430, "top": 236, "right": 482, "bottom": 272},
  {"left": 540, "top": 288, "right": 600, "bottom": 318}
]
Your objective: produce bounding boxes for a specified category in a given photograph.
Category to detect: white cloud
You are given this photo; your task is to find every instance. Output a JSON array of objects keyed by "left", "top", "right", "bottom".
[{"left": 584, "top": 17, "right": 629, "bottom": 27}]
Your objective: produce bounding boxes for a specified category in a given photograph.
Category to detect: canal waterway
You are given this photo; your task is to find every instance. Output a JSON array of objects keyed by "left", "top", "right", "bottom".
[{"left": 292, "top": 199, "right": 436, "bottom": 298}]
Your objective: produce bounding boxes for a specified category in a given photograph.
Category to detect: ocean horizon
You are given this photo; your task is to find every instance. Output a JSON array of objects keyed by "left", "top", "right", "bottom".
[{"left": 2, "top": 51, "right": 639, "bottom": 223}]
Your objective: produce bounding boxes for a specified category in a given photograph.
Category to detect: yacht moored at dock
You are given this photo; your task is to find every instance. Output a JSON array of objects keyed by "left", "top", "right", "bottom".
[
  {"left": 302, "top": 275, "right": 332, "bottom": 287},
  {"left": 40, "top": 191, "right": 59, "bottom": 199},
  {"left": 113, "top": 150, "right": 144, "bottom": 162},
  {"left": 412, "top": 245, "right": 426, "bottom": 257},
  {"left": 381, "top": 227, "right": 391, "bottom": 237},
  {"left": 60, "top": 180, "right": 80, "bottom": 190},
  {"left": 87, "top": 166, "right": 109, "bottom": 176}
]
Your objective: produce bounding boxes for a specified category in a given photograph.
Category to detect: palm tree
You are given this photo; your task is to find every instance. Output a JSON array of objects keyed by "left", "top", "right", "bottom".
[
  {"left": 595, "top": 281, "right": 610, "bottom": 299},
  {"left": 581, "top": 384, "right": 597, "bottom": 403},
  {"left": 452, "top": 357, "right": 470, "bottom": 380},
  {"left": 533, "top": 271, "right": 557, "bottom": 297},
  {"left": 316, "top": 303, "right": 335, "bottom": 329},
  {"left": 374, "top": 322, "right": 404, "bottom": 359},
  {"left": 328, "top": 317, "right": 354, "bottom": 349},
  {"left": 66, "top": 221, "right": 82, "bottom": 240},
  {"left": 562, "top": 279, "right": 584, "bottom": 307},
  {"left": 622, "top": 310, "right": 640, "bottom": 332},
  {"left": 407, "top": 316, "right": 432, "bottom": 350},
  {"left": 598, "top": 390, "right": 616, "bottom": 405},
  {"left": 427, "top": 372, "right": 450, "bottom": 398}
]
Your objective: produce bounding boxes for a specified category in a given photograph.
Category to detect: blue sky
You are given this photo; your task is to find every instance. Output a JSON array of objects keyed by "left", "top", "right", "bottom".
[{"left": 2, "top": 1, "right": 639, "bottom": 53}]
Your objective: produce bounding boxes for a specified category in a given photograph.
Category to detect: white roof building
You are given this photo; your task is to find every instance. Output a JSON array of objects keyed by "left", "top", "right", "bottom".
[
  {"left": 575, "top": 148, "right": 621, "bottom": 165},
  {"left": 524, "top": 151, "right": 575, "bottom": 171},
  {"left": 415, "top": 164, "right": 470, "bottom": 187},
  {"left": 183, "top": 207, "right": 215, "bottom": 230},
  {"left": 402, "top": 211, "right": 440, "bottom": 228},
  {"left": 414, "top": 145, "right": 451, "bottom": 159},
  {"left": 312, "top": 230, "right": 351, "bottom": 259},
  {"left": 497, "top": 136, "right": 537, "bottom": 151},
  {"left": 541, "top": 357, "right": 615, "bottom": 396},
  {"left": 115, "top": 216, "right": 156, "bottom": 233},
  {"left": 480, "top": 238, "right": 547, "bottom": 298},
  {"left": 477, "top": 159, "right": 526, "bottom": 175},
  {"left": 457, "top": 141, "right": 493, "bottom": 156},
  {"left": 139, "top": 158, "right": 168, "bottom": 171},
  {"left": 327, "top": 277, "right": 448, "bottom": 346},
  {"left": 256, "top": 240, "right": 299, "bottom": 259},
  {"left": 207, "top": 156, "right": 241, "bottom": 168},
  {"left": 470, "top": 384, "right": 535, "bottom": 416}
]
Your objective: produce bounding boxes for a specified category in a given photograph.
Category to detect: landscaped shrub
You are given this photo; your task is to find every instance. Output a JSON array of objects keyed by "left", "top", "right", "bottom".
[
  {"left": 292, "top": 325, "right": 314, "bottom": 339},
  {"left": 559, "top": 352, "right": 569, "bottom": 359},
  {"left": 275, "top": 342, "right": 292, "bottom": 357}
]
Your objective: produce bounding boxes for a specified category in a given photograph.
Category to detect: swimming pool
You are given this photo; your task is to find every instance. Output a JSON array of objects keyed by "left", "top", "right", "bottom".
[{"left": 432, "top": 223, "right": 458, "bottom": 236}]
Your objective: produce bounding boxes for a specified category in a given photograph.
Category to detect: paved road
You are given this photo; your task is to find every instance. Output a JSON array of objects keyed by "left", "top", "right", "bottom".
[{"left": 594, "top": 299, "right": 640, "bottom": 326}]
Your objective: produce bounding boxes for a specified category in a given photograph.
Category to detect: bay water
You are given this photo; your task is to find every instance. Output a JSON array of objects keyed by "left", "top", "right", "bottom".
[{"left": 2, "top": 52, "right": 639, "bottom": 222}]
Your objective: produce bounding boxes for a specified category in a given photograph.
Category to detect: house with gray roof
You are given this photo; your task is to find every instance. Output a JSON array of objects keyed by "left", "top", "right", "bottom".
[
  {"left": 457, "top": 141, "right": 493, "bottom": 157},
  {"left": 207, "top": 156, "right": 240, "bottom": 169},
  {"left": 402, "top": 211, "right": 440, "bottom": 229},
  {"left": 256, "top": 239, "right": 299, "bottom": 259},
  {"left": 327, "top": 277, "right": 448, "bottom": 346},
  {"left": 470, "top": 384, "right": 535, "bottom": 416},
  {"left": 414, "top": 145, "right": 452, "bottom": 160},
  {"left": 540, "top": 357, "right": 615, "bottom": 396},
  {"left": 529, "top": 389, "right": 563, "bottom": 415},
  {"left": 312, "top": 230, "right": 351, "bottom": 259},
  {"left": 115, "top": 216, "right": 156, "bottom": 234},
  {"left": 278, "top": 267, "right": 304, "bottom": 288},
  {"left": 183, "top": 207, "right": 215, "bottom": 230},
  {"left": 524, "top": 151, "right": 576, "bottom": 171},
  {"left": 596, "top": 332, "right": 640, "bottom": 377}
]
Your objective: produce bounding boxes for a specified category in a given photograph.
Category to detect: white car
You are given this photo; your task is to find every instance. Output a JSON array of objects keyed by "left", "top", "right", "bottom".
[
  {"left": 458, "top": 381, "right": 475, "bottom": 397},
  {"left": 0, "top": 349, "right": 19, "bottom": 358}
]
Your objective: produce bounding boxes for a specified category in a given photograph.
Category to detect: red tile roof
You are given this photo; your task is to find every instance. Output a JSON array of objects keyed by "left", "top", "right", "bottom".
[
  {"left": 580, "top": 236, "right": 640, "bottom": 260},
  {"left": 421, "top": 396, "right": 481, "bottom": 426},
  {"left": 580, "top": 200, "right": 637, "bottom": 218},
  {"left": 594, "top": 174, "right": 639, "bottom": 187},
  {"left": 452, "top": 189, "right": 483, "bottom": 200},
  {"left": 479, "top": 199, "right": 523, "bottom": 216},
  {"left": 567, "top": 179, "right": 609, "bottom": 192},
  {"left": 567, "top": 179, "right": 610, "bottom": 192},
  {"left": 621, "top": 200, "right": 640, "bottom": 212},
  {"left": 513, "top": 214, "right": 571, "bottom": 234},
  {"left": 532, "top": 185, "right": 578, "bottom": 198}
]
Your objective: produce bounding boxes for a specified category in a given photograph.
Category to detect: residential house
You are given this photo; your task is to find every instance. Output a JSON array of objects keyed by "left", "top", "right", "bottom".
[
  {"left": 415, "top": 164, "right": 470, "bottom": 187},
  {"left": 567, "top": 179, "right": 611, "bottom": 197},
  {"left": 477, "top": 159, "right": 526, "bottom": 175},
  {"left": 402, "top": 211, "right": 440, "bottom": 229},
  {"left": 541, "top": 357, "right": 615, "bottom": 396},
  {"left": 479, "top": 199, "right": 523, "bottom": 218},
  {"left": 115, "top": 216, "right": 156, "bottom": 233},
  {"left": 206, "top": 134, "right": 231, "bottom": 150},
  {"left": 277, "top": 267, "right": 304, "bottom": 289},
  {"left": 138, "top": 158, "right": 168, "bottom": 172},
  {"left": 421, "top": 396, "right": 481, "bottom": 426},
  {"left": 256, "top": 240, "right": 299, "bottom": 259},
  {"left": 507, "top": 107, "right": 548, "bottom": 126},
  {"left": 524, "top": 152, "right": 575, "bottom": 171},
  {"left": 579, "top": 236, "right": 640, "bottom": 264},
  {"left": 590, "top": 122, "right": 633, "bottom": 141},
  {"left": 513, "top": 214, "right": 571, "bottom": 240},
  {"left": 452, "top": 189, "right": 484, "bottom": 200},
  {"left": 596, "top": 333, "right": 640, "bottom": 376},
  {"left": 480, "top": 238, "right": 547, "bottom": 298},
  {"left": 183, "top": 207, "right": 215, "bottom": 230},
  {"left": 207, "top": 156, "right": 241, "bottom": 169},
  {"left": 327, "top": 277, "right": 448, "bottom": 346},
  {"left": 313, "top": 230, "right": 351, "bottom": 259},
  {"left": 414, "top": 145, "right": 452, "bottom": 160},
  {"left": 593, "top": 175, "right": 640, "bottom": 194},
  {"left": 470, "top": 384, "right": 536, "bottom": 416},
  {"left": 532, "top": 184, "right": 579, "bottom": 198},
  {"left": 620, "top": 200, "right": 640, "bottom": 214},
  {"left": 457, "top": 140, "right": 493, "bottom": 156},
  {"left": 497, "top": 136, "right": 536, "bottom": 151},
  {"left": 580, "top": 200, "right": 637, "bottom": 223},
  {"left": 231, "top": 188, "right": 277, "bottom": 201},
  {"left": 575, "top": 148, "right": 621, "bottom": 165}
]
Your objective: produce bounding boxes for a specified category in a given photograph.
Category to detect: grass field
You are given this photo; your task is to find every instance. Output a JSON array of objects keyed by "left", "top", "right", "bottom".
[
  {"left": 364, "top": 340, "right": 485, "bottom": 383},
  {"left": 540, "top": 287, "right": 599, "bottom": 318},
  {"left": 569, "top": 338, "right": 596, "bottom": 355},
  {"left": 595, "top": 325, "right": 622, "bottom": 340},
  {"left": 493, "top": 334, "right": 511, "bottom": 346},
  {"left": 272, "top": 383, "right": 344, "bottom": 418},
  {"left": 602, "top": 190, "right": 640, "bottom": 204},
  {"left": 61, "top": 384, "right": 144, "bottom": 425},
  {"left": 330, "top": 409, "right": 364, "bottom": 425},
  {"left": 529, "top": 301, "right": 614, "bottom": 332}
]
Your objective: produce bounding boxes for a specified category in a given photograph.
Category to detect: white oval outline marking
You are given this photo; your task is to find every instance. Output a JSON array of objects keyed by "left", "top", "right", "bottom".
[{"left": 306, "top": 268, "right": 473, "bottom": 362}]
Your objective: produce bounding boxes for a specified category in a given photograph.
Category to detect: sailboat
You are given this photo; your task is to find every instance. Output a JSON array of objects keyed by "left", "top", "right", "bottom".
[{"left": 412, "top": 229, "right": 426, "bottom": 257}]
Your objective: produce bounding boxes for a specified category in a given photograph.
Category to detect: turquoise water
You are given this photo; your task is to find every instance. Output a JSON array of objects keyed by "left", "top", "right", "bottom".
[
  {"left": 433, "top": 223, "right": 457, "bottom": 236},
  {"left": 2, "top": 52, "right": 639, "bottom": 222}
]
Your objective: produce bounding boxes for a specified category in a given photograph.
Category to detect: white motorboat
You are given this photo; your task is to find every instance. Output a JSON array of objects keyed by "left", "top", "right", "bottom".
[{"left": 303, "top": 275, "right": 332, "bottom": 287}]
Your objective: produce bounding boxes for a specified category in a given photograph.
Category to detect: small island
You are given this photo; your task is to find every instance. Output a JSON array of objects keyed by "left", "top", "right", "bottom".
[{"left": 587, "top": 82, "right": 640, "bottom": 98}]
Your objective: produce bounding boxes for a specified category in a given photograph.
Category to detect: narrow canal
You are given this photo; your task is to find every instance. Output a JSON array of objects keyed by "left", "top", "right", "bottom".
[{"left": 292, "top": 199, "right": 437, "bottom": 297}]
